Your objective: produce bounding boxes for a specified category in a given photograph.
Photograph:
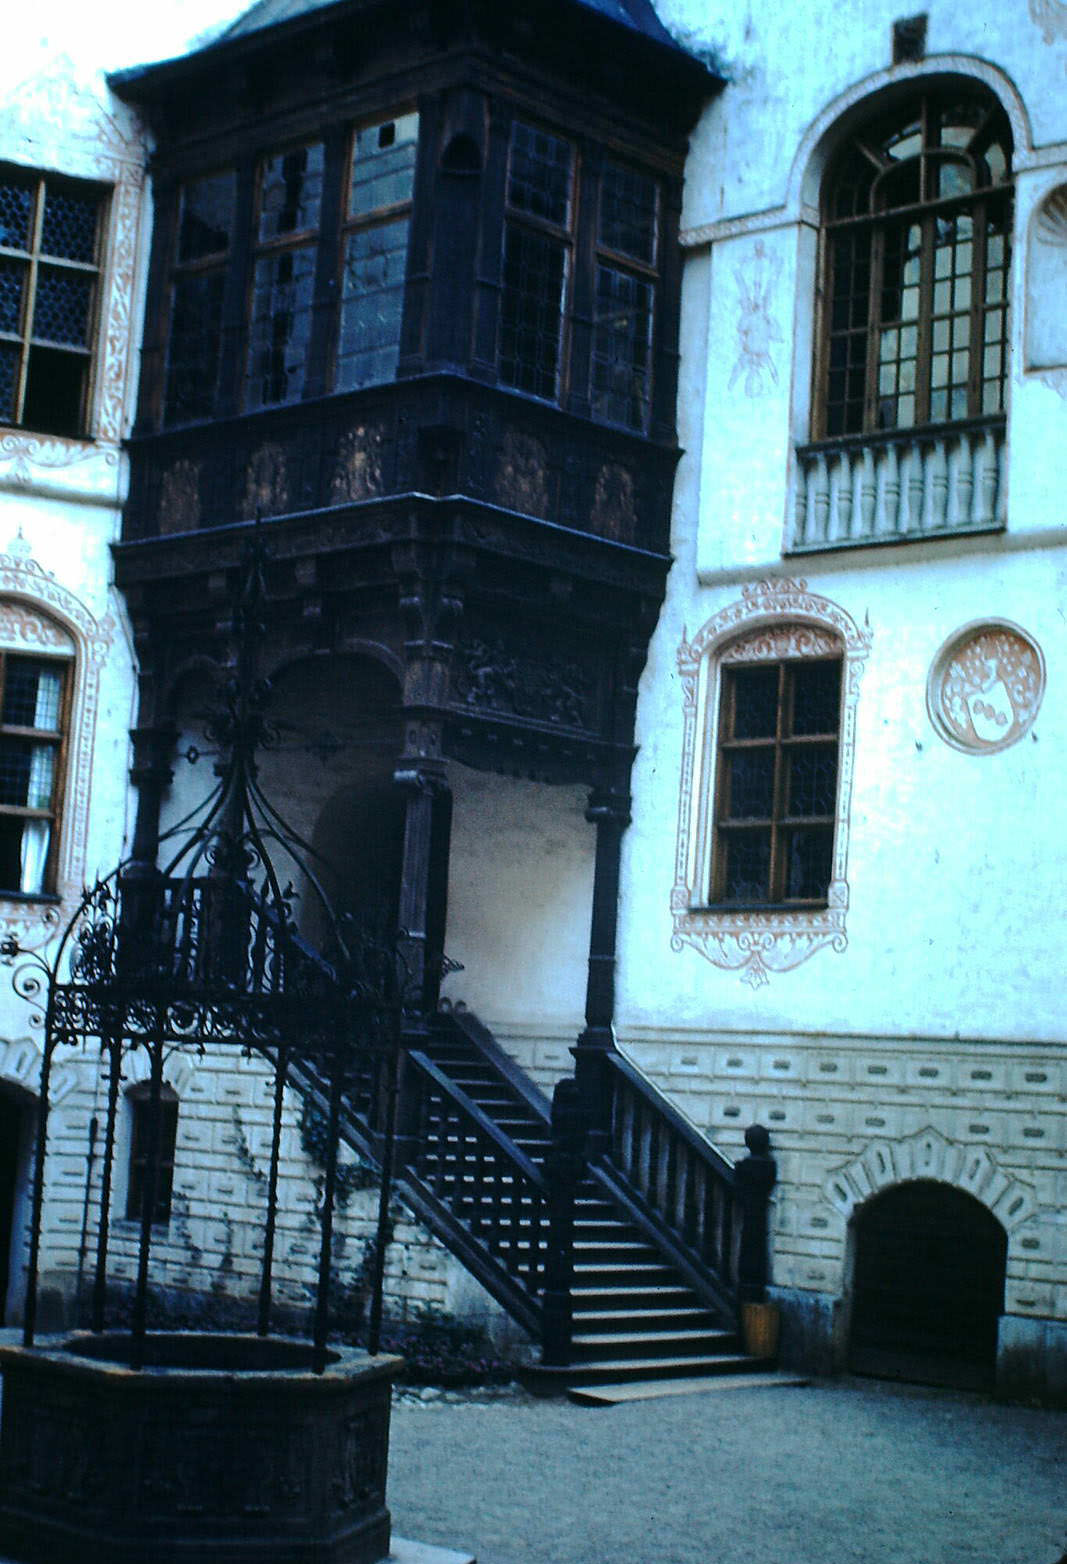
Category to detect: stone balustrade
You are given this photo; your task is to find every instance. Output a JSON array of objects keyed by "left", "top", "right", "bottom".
[{"left": 791, "top": 417, "right": 1006, "bottom": 552}]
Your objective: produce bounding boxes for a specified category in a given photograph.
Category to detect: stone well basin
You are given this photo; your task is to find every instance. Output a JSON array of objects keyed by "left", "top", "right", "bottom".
[{"left": 0, "top": 1332, "right": 403, "bottom": 1564}]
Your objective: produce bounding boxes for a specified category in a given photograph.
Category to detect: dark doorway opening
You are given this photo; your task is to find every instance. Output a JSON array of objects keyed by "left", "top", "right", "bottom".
[
  {"left": 849, "top": 1180, "right": 1007, "bottom": 1391},
  {"left": 0, "top": 1087, "right": 26, "bottom": 1325}
]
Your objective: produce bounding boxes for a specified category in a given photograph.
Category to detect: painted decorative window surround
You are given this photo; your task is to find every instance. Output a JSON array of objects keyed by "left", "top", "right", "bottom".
[
  {"left": 673, "top": 579, "right": 870, "bottom": 989},
  {"left": 927, "top": 619, "right": 1045, "bottom": 753},
  {"left": 0, "top": 55, "right": 147, "bottom": 493},
  {"left": 794, "top": 84, "right": 1013, "bottom": 552},
  {"left": 0, "top": 544, "right": 113, "bottom": 949}
]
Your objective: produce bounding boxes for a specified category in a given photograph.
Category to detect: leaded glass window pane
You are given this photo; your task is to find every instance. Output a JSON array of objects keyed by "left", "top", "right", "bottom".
[
  {"left": 600, "top": 160, "right": 657, "bottom": 264},
  {"left": 178, "top": 172, "right": 234, "bottom": 263},
  {"left": 349, "top": 114, "right": 419, "bottom": 218},
  {"left": 0, "top": 165, "right": 103, "bottom": 437},
  {"left": 244, "top": 245, "right": 317, "bottom": 409},
  {"left": 166, "top": 270, "right": 225, "bottom": 424},
  {"left": 591, "top": 264, "right": 653, "bottom": 431},
  {"left": 507, "top": 122, "right": 572, "bottom": 226},
  {"left": 259, "top": 143, "right": 324, "bottom": 242},
  {"left": 336, "top": 218, "right": 410, "bottom": 391},
  {"left": 498, "top": 226, "right": 566, "bottom": 400}
]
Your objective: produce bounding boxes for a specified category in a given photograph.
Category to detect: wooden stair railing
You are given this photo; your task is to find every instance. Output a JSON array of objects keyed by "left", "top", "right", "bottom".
[
  {"left": 401, "top": 1051, "right": 557, "bottom": 1339},
  {"left": 584, "top": 1050, "right": 742, "bottom": 1322}
]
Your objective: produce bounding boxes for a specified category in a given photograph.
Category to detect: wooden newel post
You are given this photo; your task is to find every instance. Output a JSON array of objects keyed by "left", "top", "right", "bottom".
[
  {"left": 735, "top": 1123, "right": 777, "bottom": 1303},
  {"left": 541, "top": 1078, "right": 587, "bottom": 1368}
]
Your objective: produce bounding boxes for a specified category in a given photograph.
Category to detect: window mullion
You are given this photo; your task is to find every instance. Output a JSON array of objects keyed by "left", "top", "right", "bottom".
[
  {"left": 969, "top": 195, "right": 988, "bottom": 418},
  {"left": 914, "top": 211, "right": 936, "bottom": 426},
  {"left": 864, "top": 219, "right": 885, "bottom": 433},
  {"left": 768, "top": 663, "right": 788, "bottom": 900}
]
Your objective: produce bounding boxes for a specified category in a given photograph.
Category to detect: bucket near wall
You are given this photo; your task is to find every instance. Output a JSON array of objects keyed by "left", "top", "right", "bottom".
[{"left": 741, "top": 1301, "right": 780, "bottom": 1359}]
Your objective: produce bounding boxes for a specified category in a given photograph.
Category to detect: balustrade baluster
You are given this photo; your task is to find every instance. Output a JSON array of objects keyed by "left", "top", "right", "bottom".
[
  {"left": 794, "top": 459, "right": 810, "bottom": 545},
  {"left": 954, "top": 432, "right": 974, "bottom": 527},
  {"left": 835, "top": 453, "right": 853, "bottom": 539},
  {"left": 905, "top": 441, "right": 924, "bottom": 534},
  {"left": 881, "top": 443, "right": 900, "bottom": 536},
  {"left": 811, "top": 453, "right": 830, "bottom": 542},
  {"left": 858, "top": 447, "right": 876, "bottom": 535},
  {"left": 982, "top": 431, "right": 1001, "bottom": 528}
]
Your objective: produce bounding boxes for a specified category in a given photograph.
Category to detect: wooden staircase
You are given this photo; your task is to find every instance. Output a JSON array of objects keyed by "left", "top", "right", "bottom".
[{"left": 409, "top": 1011, "right": 773, "bottom": 1391}]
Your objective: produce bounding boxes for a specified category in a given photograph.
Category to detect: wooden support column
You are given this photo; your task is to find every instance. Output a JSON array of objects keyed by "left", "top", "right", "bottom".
[
  {"left": 127, "top": 721, "right": 176, "bottom": 878},
  {"left": 573, "top": 780, "right": 631, "bottom": 1145}
]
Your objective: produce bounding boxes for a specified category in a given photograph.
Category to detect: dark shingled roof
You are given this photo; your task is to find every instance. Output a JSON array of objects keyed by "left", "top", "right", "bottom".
[{"left": 221, "top": 0, "right": 682, "bottom": 51}]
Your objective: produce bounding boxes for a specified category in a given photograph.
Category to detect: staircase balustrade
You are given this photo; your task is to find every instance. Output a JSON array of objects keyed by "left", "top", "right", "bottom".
[
  {"left": 792, "top": 416, "right": 1006, "bottom": 551},
  {"left": 595, "top": 1051, "right": 741, "bottom": 1316},
  {"left": 404, "top": 1051, "right": 551, "bottom": 1335}
]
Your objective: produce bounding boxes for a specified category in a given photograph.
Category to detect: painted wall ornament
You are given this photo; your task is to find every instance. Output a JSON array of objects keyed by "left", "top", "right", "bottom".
[
  {"left": 672, "top": 579, "right": 871, "bottom": 989},
  {"left": 927, "top": 620, "right": 1045, "bottom": 754},
  {"left": 1029, "top": 0, "right": 1067, "bottom": 45},
  {"left": 729, "top": 241, "right": 783, "bottom": 398}
]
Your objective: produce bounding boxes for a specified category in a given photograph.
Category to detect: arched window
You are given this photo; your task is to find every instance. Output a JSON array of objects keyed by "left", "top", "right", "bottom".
[{"left": 817, "top": 87, "right": 1013, "bottom": 438}]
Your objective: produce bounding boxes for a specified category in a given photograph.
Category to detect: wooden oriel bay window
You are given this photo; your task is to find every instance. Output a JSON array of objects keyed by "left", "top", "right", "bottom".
[
  {"left": 0, "top": 166, "right": 105, "bottom": 438},
  {"left": 0, "top": 651, "right": 70, "bottom": 897},
  {"left": 498, "top": 120, "right": 661, "bottom": 430},
  {"left": 710, "top": 656, "right": 842, "bottom": 906}
]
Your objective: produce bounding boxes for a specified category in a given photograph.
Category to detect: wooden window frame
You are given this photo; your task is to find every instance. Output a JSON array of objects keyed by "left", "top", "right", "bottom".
[
  {"left": 709, "top": 655, "right": 843, "bottom": 909},
  {"left": 0, "top": 165, "right": 106, "bottom": 439},
  {"left": 590, "top": 156, "right": 660, "bottom": 433},
  {"left": 814, "top": 89, "right": 1013, "bottom": 441},
  {"left": 333, "top": 110, "right": 420, "bottom": 395},
  {"left": 0, "top": 649, "right": 72, "bottom": 900}
]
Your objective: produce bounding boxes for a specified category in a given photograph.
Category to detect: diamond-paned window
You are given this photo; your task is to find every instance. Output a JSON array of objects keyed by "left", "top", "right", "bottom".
[{"left": 0, "top": 165, "right": 105, "bottom": 437}]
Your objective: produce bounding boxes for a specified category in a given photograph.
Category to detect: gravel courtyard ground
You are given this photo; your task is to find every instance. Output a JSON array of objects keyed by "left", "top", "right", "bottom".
[{"left": 387, "top": 1377, "right": 1065, "bottom": 1564}]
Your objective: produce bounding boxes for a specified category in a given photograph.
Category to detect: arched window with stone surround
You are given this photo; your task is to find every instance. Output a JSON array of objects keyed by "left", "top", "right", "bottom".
[{"left": 816, "top": 85, "right": 1013, "bottom": 438}]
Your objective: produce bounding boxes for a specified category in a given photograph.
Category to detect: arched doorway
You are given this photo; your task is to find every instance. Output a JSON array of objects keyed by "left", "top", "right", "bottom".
[
  {"left": 848, "top": 1180, "right": 1007, "bottom": 1391},
  {"left": 0, "top": 1085, "right": 30, "bottom": 1325}
]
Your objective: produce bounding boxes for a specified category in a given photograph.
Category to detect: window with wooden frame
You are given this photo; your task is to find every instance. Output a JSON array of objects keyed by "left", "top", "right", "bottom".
[
  {"left": 244, "top": 142, "right": 325, "bottom": 410},
  {"left": 165, "top": 169, "right": 235, "bottom": 425},
  {"left": 336, "top": 112, "right": 419, "bottom": 393},
  {"left": 498, "top": 120, "right": 574, "bottom": 402},
  {"left": 817, "top": 88, "right": 1013, "bottom": 438},
  {"left": 0, "top": 166, "right": 106, "bottom": 439},
  {"left": 591, "top": 158, "right": 658, "bottom": 431},
  {"left": 0, "top": 650, "right": 71, "bottom": 898},
  {"left": 710, "top": 653, "right": 842, "bottom": 906},
  {"left": 126, "top": 1083, "right": 179, "bottom": 1226}
]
